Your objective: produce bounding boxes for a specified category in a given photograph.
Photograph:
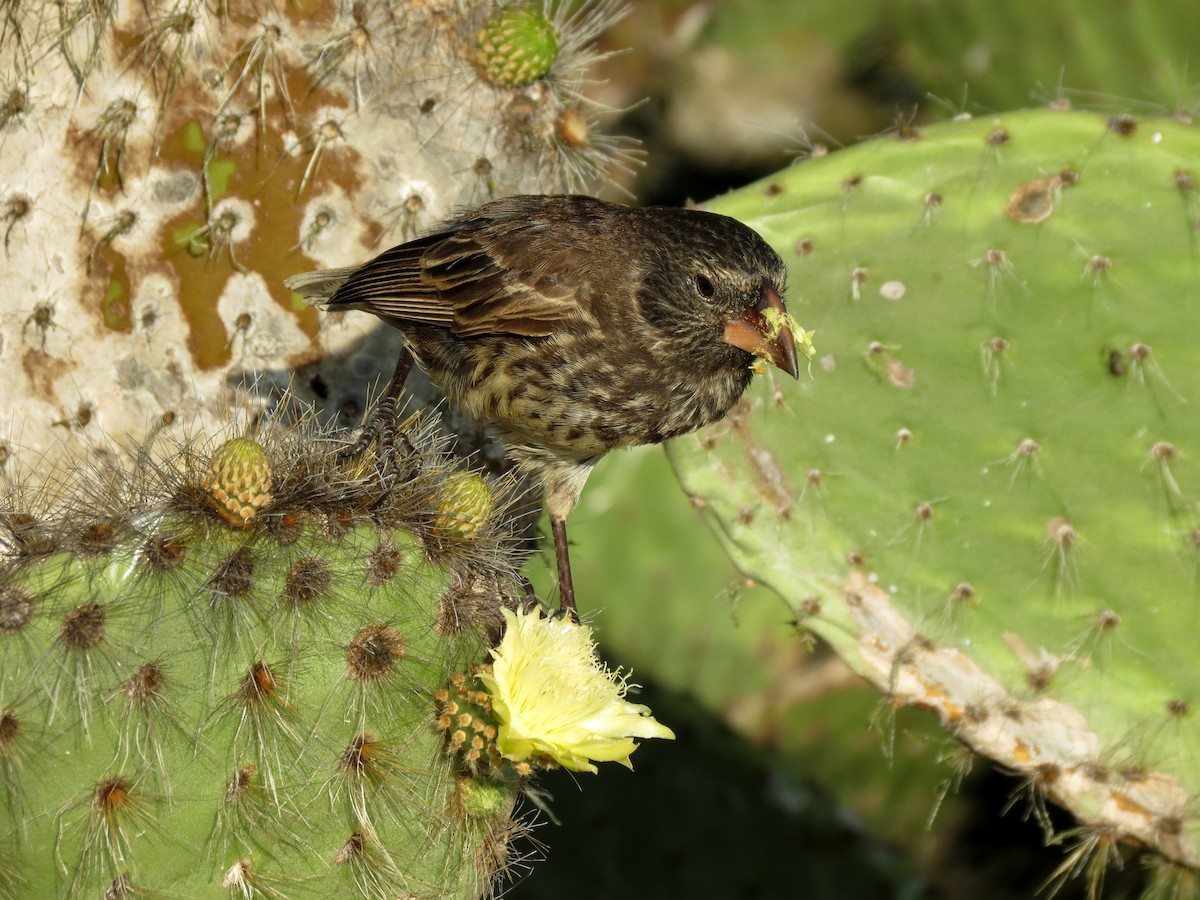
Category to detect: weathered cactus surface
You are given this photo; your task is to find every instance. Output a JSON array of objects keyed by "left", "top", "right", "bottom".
[
  {"left": 670, "top": 108, "right": 1200, "bottom": 874},
  {"left": 0, "top": 418, "right": 523, "bottom": 897},
  {"left": 0, "top": 0, "right": 629, "bottom": 473}
]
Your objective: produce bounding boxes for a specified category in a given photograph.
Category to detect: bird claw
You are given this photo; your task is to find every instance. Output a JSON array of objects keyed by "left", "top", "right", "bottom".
[
  {"left": 335, "top": 347, "right": 418, "bottom": 474},
  {"left": 335, "top": 396, "right": 398, "bottom": 464}
]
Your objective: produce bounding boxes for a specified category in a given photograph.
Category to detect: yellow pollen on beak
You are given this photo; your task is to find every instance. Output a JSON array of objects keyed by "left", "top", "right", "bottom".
[{"left": 761, "top": 307, "right": 816, "bottom": 361}]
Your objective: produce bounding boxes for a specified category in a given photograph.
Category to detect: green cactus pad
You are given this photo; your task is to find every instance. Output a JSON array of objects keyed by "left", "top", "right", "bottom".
[
  {"left": 669, "top": 109, "right": 1200, "bottom": 872},
  {"left": 0, "top": 419, "right": 523, "bottom": 897},
  {"left": 476, "top": 6, "right": 560, "bottom": 88}
]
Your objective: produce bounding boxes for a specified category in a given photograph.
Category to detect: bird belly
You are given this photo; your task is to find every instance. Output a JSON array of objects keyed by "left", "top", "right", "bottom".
[{"left": 408, "top": 329, "right": 748, "bottom": 461}]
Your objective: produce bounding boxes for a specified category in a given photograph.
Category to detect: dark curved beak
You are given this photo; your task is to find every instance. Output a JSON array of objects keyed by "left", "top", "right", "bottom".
[{"left": 721, "top": 281, "right": 799, "bottom": 378}]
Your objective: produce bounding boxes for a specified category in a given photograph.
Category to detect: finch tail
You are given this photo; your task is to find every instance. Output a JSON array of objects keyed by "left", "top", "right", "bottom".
[{"left": 283, "top": 266, "right": 360, "bottom": 303}]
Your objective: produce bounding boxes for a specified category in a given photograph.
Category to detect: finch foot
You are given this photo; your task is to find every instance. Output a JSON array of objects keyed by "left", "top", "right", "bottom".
[{"left": 336, "top": 348, "right": 416, "bottom": 465}]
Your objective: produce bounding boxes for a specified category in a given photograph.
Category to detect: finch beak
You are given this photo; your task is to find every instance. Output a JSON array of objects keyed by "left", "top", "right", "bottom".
[{"left": 722, "top": 281, "right": 800, "bottom": 378}]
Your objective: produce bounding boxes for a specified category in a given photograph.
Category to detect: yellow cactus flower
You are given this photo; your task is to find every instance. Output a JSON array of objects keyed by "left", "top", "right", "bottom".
[{"left": 476, "top": 606, "right": 674, "bottom": 773}]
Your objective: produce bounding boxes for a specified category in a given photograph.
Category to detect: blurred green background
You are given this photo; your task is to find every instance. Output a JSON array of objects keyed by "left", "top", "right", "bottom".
[{"left": 598, "top": 0, "right": 1199, "bottom": 206}]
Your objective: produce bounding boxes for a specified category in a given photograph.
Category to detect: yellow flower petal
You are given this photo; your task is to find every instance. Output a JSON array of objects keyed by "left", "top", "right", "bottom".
[{"left": 477, "top": 607, "right": 674, "bottom": 773}]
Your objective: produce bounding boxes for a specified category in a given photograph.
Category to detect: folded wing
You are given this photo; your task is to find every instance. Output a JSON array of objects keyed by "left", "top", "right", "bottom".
[{"left": 316, "top": 201, "right": 596, "bottom": 338}]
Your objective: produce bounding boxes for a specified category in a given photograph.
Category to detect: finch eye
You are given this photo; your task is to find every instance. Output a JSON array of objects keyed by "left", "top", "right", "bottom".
[{"left": 693, "top": 273, "right": 715, "bottom": 299}]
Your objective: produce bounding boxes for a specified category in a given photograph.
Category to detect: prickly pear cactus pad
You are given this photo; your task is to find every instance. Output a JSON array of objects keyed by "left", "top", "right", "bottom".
[
  {"left": 0, "top": 413, "right": 531, "bottom": 897},
  {"left": 0, "top": 0, "right": 631, "bottom": 472},
  {"left": 669, "top": 108, "right": 1200, "bottom": 876}
]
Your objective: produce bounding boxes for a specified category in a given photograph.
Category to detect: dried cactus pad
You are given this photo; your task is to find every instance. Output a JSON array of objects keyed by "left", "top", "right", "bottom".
[
  {"left": 670, "top": 109, "right": 1200, "bottom": 869},
  {"left": 0, "top": 0, "right": 627, "bottom": 474}
]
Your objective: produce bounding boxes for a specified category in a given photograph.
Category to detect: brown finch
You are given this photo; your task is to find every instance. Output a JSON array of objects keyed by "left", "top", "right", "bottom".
[{"left": 286, "top": 194, "right": 799, "bottom": 615}]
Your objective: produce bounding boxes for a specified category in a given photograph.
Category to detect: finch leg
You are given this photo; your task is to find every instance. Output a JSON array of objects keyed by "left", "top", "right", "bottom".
[
  {"left": 337, "top": 347, "right": 415, "bottom": 463},
  {"left": 550, "top": 517, "right": 579, "bottom": 621}
]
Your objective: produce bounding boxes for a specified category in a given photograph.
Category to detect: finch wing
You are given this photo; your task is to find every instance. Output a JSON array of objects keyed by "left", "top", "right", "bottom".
[{"left": 321, "top": 214, "right": 590, "bottom": 338}]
